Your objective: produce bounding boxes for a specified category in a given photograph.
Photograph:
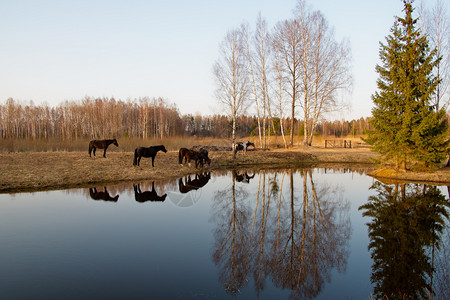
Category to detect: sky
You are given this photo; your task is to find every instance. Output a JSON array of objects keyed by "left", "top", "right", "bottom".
[{"left": 0, "top": 0, "right": 425, "bottom": 120}]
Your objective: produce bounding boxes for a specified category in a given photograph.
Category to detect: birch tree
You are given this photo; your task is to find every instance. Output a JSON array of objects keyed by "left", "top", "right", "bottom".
[
  {"left": 420, "top": 0, "right": 450, "bottom": 111},
  {"left": 253, "top": 14, "right": 271, "bottom": 148},
  {"left": 305, "top": 11, "right": 352, "bottom": 146},
  {"left": 213, "top": 27, "right": 250, "bottom": 158},
  {"left": 272, "top": 18, "right": 302, "bottom": 146},
  {"left": 293, "top": 1, "right": 352, "bottom": 146}
]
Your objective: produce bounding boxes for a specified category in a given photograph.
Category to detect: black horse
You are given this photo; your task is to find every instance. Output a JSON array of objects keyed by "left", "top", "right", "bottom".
[
  {"left": 133, "top": 145, "right": 167, "bottom": 167},
  {"left": 89, "top": 139, "right": 118, "bottom": 158},
  {"left": 133, "top": 183, "right": 167, "bottom": 202}
]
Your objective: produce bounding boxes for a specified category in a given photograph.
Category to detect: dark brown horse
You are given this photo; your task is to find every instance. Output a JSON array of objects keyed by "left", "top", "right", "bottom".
[
  {"left": 133, "top": 183, "right": 167, "bottom": 202},
  {"left": 178, "top": 148, "right": 211, "bottom": 168},
  {"left": 234, "top": 141, "right": 255, "bottom": 154},
  {"left": 89, "top": 187, "right": 119, "bottom": 202},
  {"left": 89, "top": 139, "right": 118, "bottom": 158},
  {"left": 133, "top": 145, "right": 167, "bottom": 167}
]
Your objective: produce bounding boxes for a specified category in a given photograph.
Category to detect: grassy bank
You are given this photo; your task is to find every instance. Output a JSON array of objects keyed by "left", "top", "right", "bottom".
[{"left": 1, "top": 147, "right": 449, "bottom": 193}]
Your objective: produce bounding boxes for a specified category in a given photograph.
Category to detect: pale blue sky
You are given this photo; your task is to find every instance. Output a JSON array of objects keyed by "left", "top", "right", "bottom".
[{"left": 0, "top": 0, "right": 420, "bottom": 120}]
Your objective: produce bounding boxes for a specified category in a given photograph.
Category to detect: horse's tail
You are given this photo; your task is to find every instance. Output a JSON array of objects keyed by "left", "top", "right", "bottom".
[
  {"left": 133, "top": 148, "right": 138, "bottom": 166},
  {"left": 178, "top": 149, "right": 182, "bottom": 164}
]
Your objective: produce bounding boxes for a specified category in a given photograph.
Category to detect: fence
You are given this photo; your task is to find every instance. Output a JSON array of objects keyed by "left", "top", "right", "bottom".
[{"left": 324, "top": 140, "right": 352, "bottom": 148}]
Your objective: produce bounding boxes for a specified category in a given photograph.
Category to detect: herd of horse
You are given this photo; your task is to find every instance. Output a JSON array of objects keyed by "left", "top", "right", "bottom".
[{"left": 88, "top": 138, "right": 254, "bottom": 168}]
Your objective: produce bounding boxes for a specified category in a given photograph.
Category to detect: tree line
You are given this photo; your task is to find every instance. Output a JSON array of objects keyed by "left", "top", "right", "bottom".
[{"left": 0, "top": 97, "right": 374, "bottom": 141}]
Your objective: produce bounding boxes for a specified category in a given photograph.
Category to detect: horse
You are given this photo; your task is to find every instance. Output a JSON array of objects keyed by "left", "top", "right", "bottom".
[
  {"left": 178, "top": 148, "right": 211, "bottom": 168},
  {"left": 89, "top": 187, "right": 119, "bottom": 202},
  {"left": 234, "top": 141, "right": 255, "bottom": 154},
  {"left": 89, "top": 139, "right": 118, "bottom": 158},
  {"left": 133, "top": 183, "right": 167, "bottom": 202},
  {"left": 133, "top": 145, "right": 167, "bottom": 167}
]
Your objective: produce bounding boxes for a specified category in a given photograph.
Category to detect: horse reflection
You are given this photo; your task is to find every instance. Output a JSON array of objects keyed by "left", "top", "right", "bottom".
[
  {"left": 179, "top": 172, "right": 211, "bottom": 193},
  {"left": 233, "top": 170, "right": 255, "bottom": 183},
  {"left": 89, "top": 187, "right": 119, "bottom": 202},
  {"left": 134, "top": 182, "right": 167, "bottom": 202}
]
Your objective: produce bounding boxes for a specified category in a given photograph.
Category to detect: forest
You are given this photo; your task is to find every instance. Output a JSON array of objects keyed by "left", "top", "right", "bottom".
[{"left": 0, "top": 97, "right": 373, "bottom": 143}]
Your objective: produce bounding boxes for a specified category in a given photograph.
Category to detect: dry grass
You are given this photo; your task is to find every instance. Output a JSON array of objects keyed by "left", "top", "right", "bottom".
[{"left": 1, "top": 142, "right": 449, "bottom": 193}]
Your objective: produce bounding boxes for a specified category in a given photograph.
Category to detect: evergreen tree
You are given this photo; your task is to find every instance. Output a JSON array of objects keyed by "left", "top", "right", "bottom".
[{"left": 364, "top": 0, "right": 448, "bottom": 170}]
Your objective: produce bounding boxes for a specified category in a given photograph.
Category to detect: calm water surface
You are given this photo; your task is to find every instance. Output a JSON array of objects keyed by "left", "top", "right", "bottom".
[{"left": 0, "top": 168, "right": 449, "bottom": 300}]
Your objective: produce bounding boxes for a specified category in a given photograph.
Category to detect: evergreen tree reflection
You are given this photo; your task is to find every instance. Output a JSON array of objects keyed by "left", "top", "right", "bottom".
[
  {"left": 211, "top": 169, "right": 351, "bottom": 299},
  {"left": 359, "top": 181, "right": 450, "bottom": 299}
]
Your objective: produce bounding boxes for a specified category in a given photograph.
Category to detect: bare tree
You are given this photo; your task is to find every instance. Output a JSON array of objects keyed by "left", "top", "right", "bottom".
[
  {"left": 293, "top": 1, "right": 352, "bottom": 146},
  {"left": 243, "top": 23, "right": 263, "bottom": 148},
  {"left": 213, "top": 27, "right": 250, "bottom": 158},
  {"left": 306, "top": 11, "right": 352, "bottom": 146},
  {"left": 420, "top": 0, "right": 450, "bottom": 111},
  {"left": 272, "top": 18, "right": 302, "bottom": 146},
  {"left": 273, "top": 46, "right": 289, "bottom": 148},
  {"left": 253, "top": 13, "right": 271, "bottom": 148}
]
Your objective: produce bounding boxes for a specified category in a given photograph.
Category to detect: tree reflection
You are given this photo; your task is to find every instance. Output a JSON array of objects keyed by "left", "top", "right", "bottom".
[
  {"left": 211, "top": 171, "right": 251, "bottom": 295},
  {"left": 359, "top": 181, "right": 450, "bottom": 299},
  {"left": 211, "top": 169, "right": 351, "bottom": 299}
]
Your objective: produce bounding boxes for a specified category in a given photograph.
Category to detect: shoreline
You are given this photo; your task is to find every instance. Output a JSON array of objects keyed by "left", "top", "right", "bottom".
[{"left": 1, "top": 148, "right": 449, "bottom": 193}]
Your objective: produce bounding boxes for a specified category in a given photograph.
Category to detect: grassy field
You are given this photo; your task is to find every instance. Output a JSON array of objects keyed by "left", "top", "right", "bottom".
[{"left": 1, "top": 144, "right": 449, "bottom": 193}]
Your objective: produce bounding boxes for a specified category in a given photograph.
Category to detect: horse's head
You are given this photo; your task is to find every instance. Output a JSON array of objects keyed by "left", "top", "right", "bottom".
[
  {"left": 161, "top": 145, "right": 167, "bottom": 153},
  {"left": 247, "top": 141, "right": 255, "bottom": 148},
  {"left": 113, "top": 139, "right": 119, "bottom": 147},
  {"left": 199, "top": 150, "right": 211, "bottom": 166}
]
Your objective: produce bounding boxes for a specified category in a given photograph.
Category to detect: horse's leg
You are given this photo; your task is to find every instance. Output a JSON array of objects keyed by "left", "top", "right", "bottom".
[
  {"left": 137, "top": 156, "right": 141, "bottom": 166},
  {"left": 93, "top": 147, "right": 96, "bottom": 157},
  {"left": 89, "top": 145, "right": 92, "bottom": 157},
  {"left": 151, "top": 156, "right": 155, "bottom": 167},
  {"left": 103, "top": 145, "right": 108, "bottom": 158}
]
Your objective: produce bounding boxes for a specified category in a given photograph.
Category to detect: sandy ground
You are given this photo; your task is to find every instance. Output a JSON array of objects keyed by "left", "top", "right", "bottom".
[{"left": 0, "top": 148, "right": 449, "bottom": 193}]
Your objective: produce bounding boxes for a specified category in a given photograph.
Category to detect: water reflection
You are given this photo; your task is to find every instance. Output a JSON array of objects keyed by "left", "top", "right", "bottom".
[
  {"left": 88, "top": 187, "right": 119, "bottom": 202},
  {"left": 359, "top": 181, "right": 450, "bottom": 299},
  {"left": 133, "top": 182, "right": 167, "bottom": 202},
  {"left": 212, "top": 169, "right": 351, "bottom": 299},
  {"left": 178, "top": 172, "right": 211, "bottom": 193},
  {"left": 233, "top": 170, "right": 255, "bottom": 183}
]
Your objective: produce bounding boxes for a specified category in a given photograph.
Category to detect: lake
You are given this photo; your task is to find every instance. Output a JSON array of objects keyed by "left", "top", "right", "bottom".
[{"left": 0, "top": 168, "right": 449, "bottom": 300}]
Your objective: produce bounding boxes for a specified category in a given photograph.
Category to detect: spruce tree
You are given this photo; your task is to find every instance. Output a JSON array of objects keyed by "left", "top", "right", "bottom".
[{"left": 364, "top": 0, "right": 448, "bottom": 170}]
